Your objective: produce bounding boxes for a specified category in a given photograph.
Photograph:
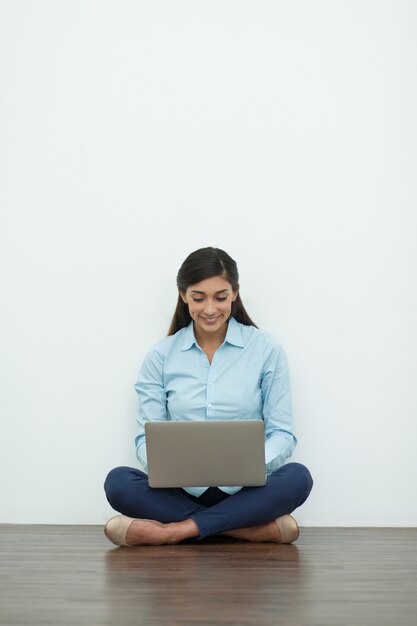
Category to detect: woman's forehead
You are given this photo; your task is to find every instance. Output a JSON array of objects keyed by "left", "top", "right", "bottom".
[{"left": 188, "top": 276, "right": 232, "bottom": 293}]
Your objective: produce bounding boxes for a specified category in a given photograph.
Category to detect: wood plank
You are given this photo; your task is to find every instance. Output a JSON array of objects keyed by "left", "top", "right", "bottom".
[{"left": 1, "top": 526, "right": 416, "bottom": 625}]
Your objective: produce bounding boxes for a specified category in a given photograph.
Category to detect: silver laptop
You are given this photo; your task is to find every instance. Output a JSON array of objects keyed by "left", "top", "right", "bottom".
[{"left": 145, "top": 419, "right": 266, "bottom": 488}]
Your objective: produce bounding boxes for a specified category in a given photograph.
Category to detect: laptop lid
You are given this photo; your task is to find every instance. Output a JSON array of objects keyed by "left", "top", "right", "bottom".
[{"left": 145, "top": 419, "right": 266, "bottom": 488}]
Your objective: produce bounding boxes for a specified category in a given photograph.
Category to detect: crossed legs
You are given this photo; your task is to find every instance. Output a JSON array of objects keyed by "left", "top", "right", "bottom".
[{"left": 103, "top": 462, "right": 313, "bottom": 545}]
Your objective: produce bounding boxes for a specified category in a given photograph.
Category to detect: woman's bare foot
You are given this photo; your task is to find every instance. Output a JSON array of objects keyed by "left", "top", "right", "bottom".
[
  {"left": 222, "top": 520, "right": 283, "bottom": 543},
  {"left": 125, "top": 518, "right": 200, "bottom": 546}
]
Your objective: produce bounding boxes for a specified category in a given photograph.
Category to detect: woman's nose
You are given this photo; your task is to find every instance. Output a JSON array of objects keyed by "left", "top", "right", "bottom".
[{"left": 204, "top": 300, "right": 217, "bottom": 314}]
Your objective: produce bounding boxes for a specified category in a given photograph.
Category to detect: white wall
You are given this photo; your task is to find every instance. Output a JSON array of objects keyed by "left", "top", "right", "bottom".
[{"left": 1, "top": 1, "right": 416, "bottom": 525}]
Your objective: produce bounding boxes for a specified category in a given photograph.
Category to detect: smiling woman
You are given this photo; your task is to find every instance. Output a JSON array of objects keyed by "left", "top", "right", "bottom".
[
  {"left": 103, "top": 246, "right": 313, "bottom": 547},
  {"left": 179, "top": 276, "right": 239, "bottom": 352}
]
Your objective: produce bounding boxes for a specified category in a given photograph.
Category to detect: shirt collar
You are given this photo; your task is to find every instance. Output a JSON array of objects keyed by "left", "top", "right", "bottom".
[{"left": 180, "top": 316, "right": 244, "bottom": 351}]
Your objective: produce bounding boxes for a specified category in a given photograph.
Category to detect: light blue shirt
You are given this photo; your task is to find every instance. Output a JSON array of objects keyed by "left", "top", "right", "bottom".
[{"left": 134, "top": 316, "right": 297, "bottom": 497}]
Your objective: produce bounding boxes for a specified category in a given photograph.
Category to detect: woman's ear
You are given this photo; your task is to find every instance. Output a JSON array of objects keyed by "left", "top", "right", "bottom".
[
  {"left": 232, "top": 284, "right": 240, "bottom": 301},
  {"left": 179, "top": 290, "right": 187, "bottom": 304}
]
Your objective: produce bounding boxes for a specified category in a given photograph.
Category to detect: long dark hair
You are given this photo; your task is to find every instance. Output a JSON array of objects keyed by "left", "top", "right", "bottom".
[{"left": 167, "top": 246, "right": 258, "bottom": 335}]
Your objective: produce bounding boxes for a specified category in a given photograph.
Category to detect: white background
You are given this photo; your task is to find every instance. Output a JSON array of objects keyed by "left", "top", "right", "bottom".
[{"left": 1, "top": 1, "right": 416, "bottom": 525}]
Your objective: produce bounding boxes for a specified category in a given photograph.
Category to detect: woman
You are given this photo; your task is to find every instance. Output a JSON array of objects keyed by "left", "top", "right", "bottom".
[{"left": 103, "top": 246, "right": 313, "bottom": 546}]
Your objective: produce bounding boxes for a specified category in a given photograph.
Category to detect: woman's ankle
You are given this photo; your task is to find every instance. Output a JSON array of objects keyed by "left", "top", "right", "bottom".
[
  {"left": 166, "top": 518, "right": 200, "bottom": 543},
  {"left": 222, "top": 520, "right": 282, "bottom": 543}
]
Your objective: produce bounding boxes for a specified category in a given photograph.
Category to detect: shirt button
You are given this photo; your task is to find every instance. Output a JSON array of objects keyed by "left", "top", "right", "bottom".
[{"left": 208, "top": 403, "right": 212, "bottom": 408}]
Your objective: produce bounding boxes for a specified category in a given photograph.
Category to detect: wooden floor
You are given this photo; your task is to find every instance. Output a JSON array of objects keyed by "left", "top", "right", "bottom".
[{"left": 0, "top": 526, "right": 416, "bottom": 626}]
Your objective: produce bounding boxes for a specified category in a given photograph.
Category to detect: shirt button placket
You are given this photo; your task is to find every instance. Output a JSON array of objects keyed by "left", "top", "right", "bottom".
[{"left": 207, "top": 377, "right": 215, "bottom": 416}]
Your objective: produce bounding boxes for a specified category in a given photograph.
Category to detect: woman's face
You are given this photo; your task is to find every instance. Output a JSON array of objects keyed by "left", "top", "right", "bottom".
[{"left": 180, "top": 275, "right": 238, "bottom": 337}]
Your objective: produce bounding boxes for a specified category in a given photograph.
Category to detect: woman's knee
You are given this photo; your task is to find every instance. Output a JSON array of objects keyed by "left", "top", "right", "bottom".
[
  {"left": 103, "top": 466, "right": 136, "bottom": 505},
  {"left": 284, "top": 462, "right": 314, "bottom": 498}
]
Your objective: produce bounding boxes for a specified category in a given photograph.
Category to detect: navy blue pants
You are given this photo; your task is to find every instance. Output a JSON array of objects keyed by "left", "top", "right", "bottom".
[{"left": 104, "top": 462, "right": 313, "bottom": 539}]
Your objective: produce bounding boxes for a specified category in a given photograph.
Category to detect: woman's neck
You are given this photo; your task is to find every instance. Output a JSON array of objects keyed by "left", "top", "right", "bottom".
[{"left": 194, "top": 325, "right": 227, "bottom": 351}]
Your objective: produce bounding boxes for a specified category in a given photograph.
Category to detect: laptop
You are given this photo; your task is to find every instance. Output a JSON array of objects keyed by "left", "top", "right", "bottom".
[{"left": 145, "top": 419, "right": 266, "bottom": 488}]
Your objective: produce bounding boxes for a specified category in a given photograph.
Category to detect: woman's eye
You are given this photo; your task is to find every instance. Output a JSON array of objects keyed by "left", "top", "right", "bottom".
[{"left": 192, "top": 297, "right": 227, "bottom": 303}]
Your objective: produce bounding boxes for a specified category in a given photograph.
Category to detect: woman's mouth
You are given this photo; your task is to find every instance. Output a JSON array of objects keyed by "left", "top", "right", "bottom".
[{"left": 201, "top": 315, "right": 222, "bottom": 325}]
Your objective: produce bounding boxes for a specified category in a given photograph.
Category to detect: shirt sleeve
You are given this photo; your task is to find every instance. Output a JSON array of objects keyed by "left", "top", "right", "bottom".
[
  {"left": 261, "top": 339, "right": 297, "bottom": 473},
  {"left": 133, "top": 348, "right": 168, "bottom": 472}
]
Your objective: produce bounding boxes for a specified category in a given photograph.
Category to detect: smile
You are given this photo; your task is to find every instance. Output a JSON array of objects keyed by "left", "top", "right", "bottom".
[{"left": 201, "top": 315, "right": 221, "bottom": 324}]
